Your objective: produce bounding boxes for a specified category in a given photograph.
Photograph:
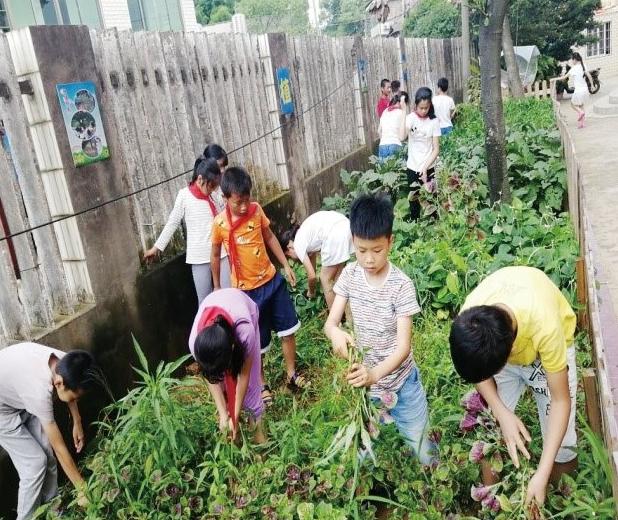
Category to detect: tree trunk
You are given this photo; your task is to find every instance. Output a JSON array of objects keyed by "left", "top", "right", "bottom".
[
  {"left": 462, "top": 0, "right": 470, "bottom": 101},
  {"left": 502, "top": 14, "right": 525, "bottom": 98},
  {"left": 479, "top": 0, "right": 511, "bottom": 205}
]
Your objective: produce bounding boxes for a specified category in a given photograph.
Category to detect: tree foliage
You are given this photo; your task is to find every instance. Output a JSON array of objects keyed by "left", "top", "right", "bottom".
[
  {"left": 403, "top": 0, "right": 461, "bottom": 39},
  {"left": 236, "top": 0, "right": 310, "bottom": 34},
  {"left": 508, "top": 0, "right": 600, "bottom": 61},
  {"left": 194, "top": 0, "right": 235, "bottom": 25},
  {"left": 321, "top": 0, "right": 366, "bottom": 36}
]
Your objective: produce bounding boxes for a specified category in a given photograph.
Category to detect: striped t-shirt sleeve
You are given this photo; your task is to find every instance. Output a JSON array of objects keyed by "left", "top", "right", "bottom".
[
  {"left": 333, "top": 264, "right": 352, "bottom": 299},
  {"left": 395, "top": 275, "right": 421, "bottom": 317}
]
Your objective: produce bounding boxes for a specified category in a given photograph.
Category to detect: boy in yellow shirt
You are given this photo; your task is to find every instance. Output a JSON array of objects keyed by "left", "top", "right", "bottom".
[{"left": 450, "top": 266, "right": 577, "bottom": 506}]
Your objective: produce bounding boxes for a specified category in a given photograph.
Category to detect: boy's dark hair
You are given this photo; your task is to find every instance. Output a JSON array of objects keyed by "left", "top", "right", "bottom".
[
  {"left": 349, "top": 193, "right": 393, "bottom": 240},
  {"left": 278, "top": 223, "right": 300, "bottom": 251},
  {"left": 55, "top": 350, "right": 98, "bottom": 392},
  {"left": 391, "top": 79, "right": 401, "bottom": 91},
  {"left": 220, "top": 166, "right": 252, "bottom": 197},
  {"left": 449, "top": 305, "right": 515, "bottom": 384},
  {"left": 380, "top": 78, "right": 390, "bottom": 89},
  {"left": 194, "top": 317, "right": 245, "bottom": 383},
  {"left": 414, "top": 87, "right": 436, "bottom": 119},
  {"left": 192, "top": 157, "right": 222, "bottom": 184},
  {"left": 438, "top": 77, "right": 449, "bottom": 92},
  {"left": 203, "top": 143, "right": 228, "bottom": 167}
]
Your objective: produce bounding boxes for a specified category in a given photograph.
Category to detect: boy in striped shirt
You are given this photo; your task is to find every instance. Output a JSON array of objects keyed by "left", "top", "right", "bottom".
[{"left": 324, "top": 194, "right": 437, "bottom": 465}]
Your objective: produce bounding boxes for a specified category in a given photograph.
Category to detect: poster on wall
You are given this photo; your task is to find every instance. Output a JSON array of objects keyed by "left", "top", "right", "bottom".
[
  {"left": 56, "top": 81, "right": 110, "bottom": 167},
  {"left": 276, "top": 67, "right": 294, "bottom": 115}
]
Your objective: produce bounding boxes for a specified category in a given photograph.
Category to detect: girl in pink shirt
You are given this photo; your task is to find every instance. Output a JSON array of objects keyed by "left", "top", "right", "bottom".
[{"left": 189, "top": 288, "right": 265, "bottom": 442}]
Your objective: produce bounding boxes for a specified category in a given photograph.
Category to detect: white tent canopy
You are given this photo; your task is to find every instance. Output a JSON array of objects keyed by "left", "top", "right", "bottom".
[{"left": 501, "top": 45, "right": 541, "bottom": 88}]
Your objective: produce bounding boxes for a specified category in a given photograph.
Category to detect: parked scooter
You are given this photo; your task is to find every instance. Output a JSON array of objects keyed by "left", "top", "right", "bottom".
[{"left": 556, "top": 66, "right": 601, "bottom": 98}]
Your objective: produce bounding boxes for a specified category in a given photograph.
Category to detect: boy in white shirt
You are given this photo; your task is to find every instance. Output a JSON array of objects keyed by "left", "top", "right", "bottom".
[
  {"left": 0, "top": 344, "right": 99, "bottom": 519},
  {"left": 433, "top": 78, "right": 456, "bottom": 136}
]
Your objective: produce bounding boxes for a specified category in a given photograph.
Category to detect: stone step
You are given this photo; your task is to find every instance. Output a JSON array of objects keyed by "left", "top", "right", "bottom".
[
  {"left": 609, "top": 89, "right": 618, "bottom": 105},
  {"left": 593, "top": 98, "right": 618, "bottom": 116}
]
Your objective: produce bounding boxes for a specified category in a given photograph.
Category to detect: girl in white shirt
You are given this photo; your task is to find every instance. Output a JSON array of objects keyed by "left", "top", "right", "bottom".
[
  {"left": 143, "top": 156, "right": 232, "bottom": 304},
  {"left": 555, "top": 52, "right": 593, "bottom": 129},
  {"left": 279, "top": 211, "right": 354, "bottom": 309},
  {"left": 378, "top": 92, "right": 408, "bottom": 161},
  {"left": 399, "top": 87, "right": 441, "bottom": 221}
]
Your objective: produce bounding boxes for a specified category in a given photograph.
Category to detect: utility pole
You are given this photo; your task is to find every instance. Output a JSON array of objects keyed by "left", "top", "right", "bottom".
[{"left": 461, "top": 0, "right": 470, "bottom": 101}]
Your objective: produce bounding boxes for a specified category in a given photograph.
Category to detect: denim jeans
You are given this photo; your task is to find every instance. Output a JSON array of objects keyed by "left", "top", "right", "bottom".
[
  {"left": 377, "top": 367, "right": 438, "bottom": 465},
  {"left": 378, "top": 144, "right": 402, "bottom": 160},
  {"left": 440, "top": 126, "right": 453, "bottom": 136}
]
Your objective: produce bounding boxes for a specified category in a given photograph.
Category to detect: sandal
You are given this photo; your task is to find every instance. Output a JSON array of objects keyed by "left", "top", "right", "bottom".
[
  {"left": 287, "top": 372, "right": 309, "bottom": 392},
  {"left": 261, "top": 386, "right": 274, "bottom": 407}
]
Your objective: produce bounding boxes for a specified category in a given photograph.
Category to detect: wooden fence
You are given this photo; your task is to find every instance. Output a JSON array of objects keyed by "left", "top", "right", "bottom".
[
  {"left": 554, "top": 97, "right": 618, "bottom": 500},
  {"left": 0, "top": 29, "right": 463, "bottom": 345},
  {"left": 525, "top": 79, "right": 553, "bottom": 99}
]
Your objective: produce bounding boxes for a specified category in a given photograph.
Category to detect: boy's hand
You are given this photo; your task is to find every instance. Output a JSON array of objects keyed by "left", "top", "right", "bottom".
[
  {"left": 306, "top": 287, "right": 316, "bottom": 299},
  {"left": 331, "top": 328, "right": 354, "bottom": 359},
  {"left": 77, "top": 489, "right": 89, "bottom": 508},
  {"left": 346, "top": 363, "right": 375, "bottom": 388},
  {"left": 525, "top": 472, "right": 548, "bottom": 506},
  {"left": 72, "top": 420, "right": 85, "bottom": 453},
  {"left": 495, "top": 408, "right": 531, "bottom": 467},
  {"left": 284, "top": 265, "right": 297, "bottom": 287}
]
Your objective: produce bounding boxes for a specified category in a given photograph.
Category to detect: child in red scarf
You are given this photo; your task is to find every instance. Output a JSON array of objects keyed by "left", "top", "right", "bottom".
[
  {"left": 189, "top": 288, "right": 265, "bottom": 443},
  {"left": 143, "top": 155, "right": 232, "bottom": 303},
  {"left": 211, "top": 167, "right": 308, "bottom": 405}
]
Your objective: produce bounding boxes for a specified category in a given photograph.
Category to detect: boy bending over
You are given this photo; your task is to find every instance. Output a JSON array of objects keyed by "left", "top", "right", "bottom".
[
  {"left": 450, "top": 266, "right": 577, "bottom": 505},
  {"left": 324, "top": 194, "right": 437, "bottom": 465},
  {"left": 0, "top": 343, "right": 98, "bottom": 519}
]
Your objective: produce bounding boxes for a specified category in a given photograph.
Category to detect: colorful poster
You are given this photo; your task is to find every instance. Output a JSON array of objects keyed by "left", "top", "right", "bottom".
[
  {"left": 56, "top": 81, "right": 110, "bottom": 167},
  {"left": 276, "top": 67, "right": 294, "bottom": 115}
]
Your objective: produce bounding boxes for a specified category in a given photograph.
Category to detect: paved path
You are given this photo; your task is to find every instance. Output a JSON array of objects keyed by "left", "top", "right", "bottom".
[{"left": 558, "top": 74, "right": 618, "bottom": 315}]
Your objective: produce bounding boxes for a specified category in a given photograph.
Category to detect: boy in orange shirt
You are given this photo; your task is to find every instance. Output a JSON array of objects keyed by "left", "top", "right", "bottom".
[{"left": 211, "top": 167, "right": 308, "bottom": 404}]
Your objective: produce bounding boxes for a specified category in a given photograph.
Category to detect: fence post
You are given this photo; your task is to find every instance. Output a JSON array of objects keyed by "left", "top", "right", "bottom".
[
  {"left": 266, "top": 33, "right": 310, "bottom": 221},
  {"left": 352, "top": 36, "right": 374, "bottom": 149}
]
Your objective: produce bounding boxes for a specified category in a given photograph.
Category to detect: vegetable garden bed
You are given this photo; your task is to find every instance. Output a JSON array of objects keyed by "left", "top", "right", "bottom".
[{"left": 37, "top": 99, "right": 616, "bottom": 519}]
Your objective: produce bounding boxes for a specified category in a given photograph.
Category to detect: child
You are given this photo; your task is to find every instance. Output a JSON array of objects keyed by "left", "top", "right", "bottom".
[
  {"left": 390, "top": 79, "right": 401, "bottom": 98},
  {"left": 0, "top": 344, "right": 98, "bottom": 519},
  {"left": 378, "top": 93, "right": 407, "bottom": 161},
  {"left": 144, "top": 156, "right": 231, "bottom": 304},
  {"left": 202, "top": 143, "right": 228, "bottom": 173},
  {"left": 554, "top": 52, "right": 593, "bottom": 129},
  {"left": 279, "top": 210, "right": 354, "bottom": 310},
  {"left": 376, "top": 78, "right": 391, "bottom": 118},
  {"left": 211, "top": 167, "right": 308, "bottom": 405},
  {"left": 399, "top": 87, "right": 441, "bottom": 221},
  {"left": 450, "top": 266, "right": 578, "bottom": 506},
  {"left": 189, "top": 288, "right": 265, "bottom": 443},
  {"left": 324, "top": 194, "right": 437, "bottom": 465},
  {"left": 433, "top": 77, "right": 456, "bottom": 135}
]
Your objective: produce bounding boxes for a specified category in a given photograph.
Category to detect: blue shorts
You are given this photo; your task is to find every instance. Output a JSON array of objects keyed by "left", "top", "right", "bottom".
[
  {"left": 440, "top": 126, "right": 453, "bottom": 136},
  {"left": 374, "top": 367, "right": 438, "bottom": 466},
  {"left": 244, "top": 272, "right": 300, "bottom": 354},
  {"left": 378, "top": 143, "right": 402, "bottom": 160}
]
